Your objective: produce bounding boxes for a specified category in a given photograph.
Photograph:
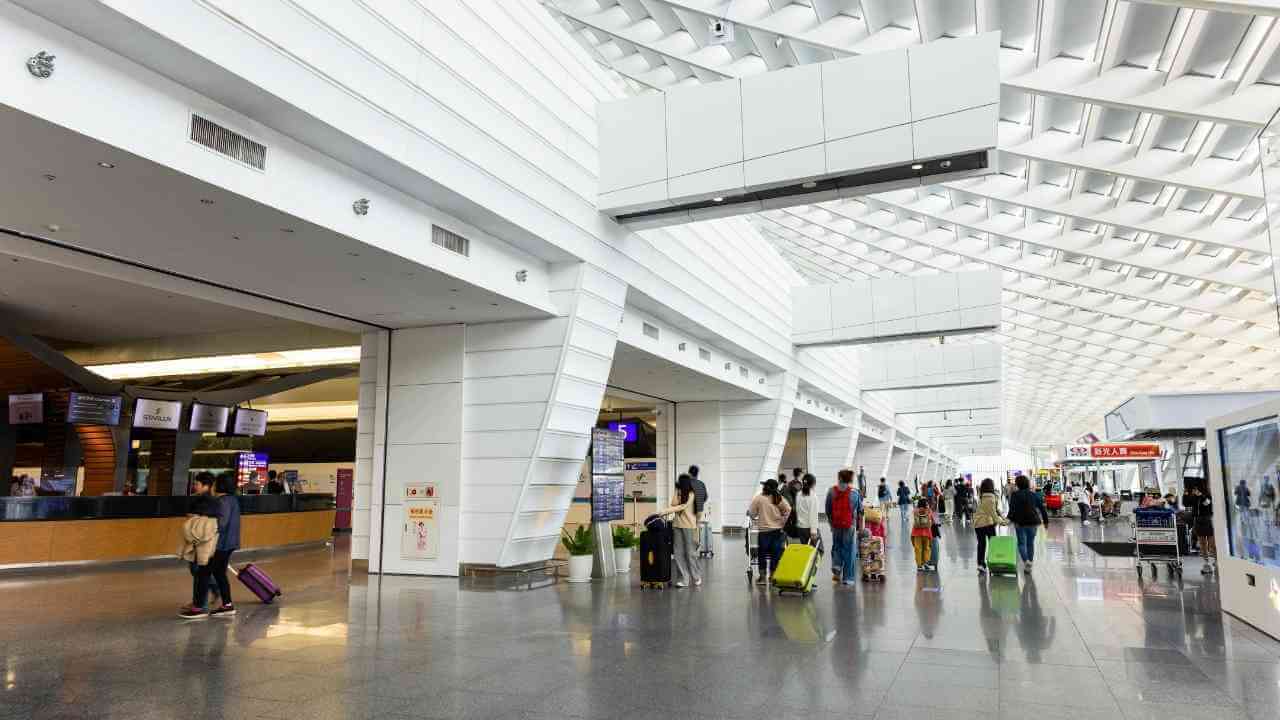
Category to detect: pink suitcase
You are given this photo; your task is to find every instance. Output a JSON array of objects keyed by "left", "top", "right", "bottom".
[{"left": 231, "top": 563, "right": 282, "bottom": 603}]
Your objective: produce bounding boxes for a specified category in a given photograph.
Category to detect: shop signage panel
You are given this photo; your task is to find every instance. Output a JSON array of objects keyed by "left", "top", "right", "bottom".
[
  {"left": 1065, "top": 444, "right": 1091, "bottom": 460},
  {"left": 236, "top": 451, "right": 269, "bottom": 488},
  {"left": 189, "top": 402, "right": 230, "bottom": 432},
  {"left": 133, "top": 398, "right": 182, "bottom": 430},
  {"left": 8, "top": 393, "right": 43, "bottom": 424},
  {"left": 402, "top": 483, "right": 440, "bottom": 560},
  {"left": 1090, "top": 443, "right": 1160, "bottom": 459},
  {"left": 66, "top": 392, "right": 122, "bottom": 426},
  {"left": 231, "top": 408, "right": 268, "bottom": 436}
]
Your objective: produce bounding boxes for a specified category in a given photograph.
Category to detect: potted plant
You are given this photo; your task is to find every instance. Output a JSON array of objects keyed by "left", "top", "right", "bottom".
[
  {"left": 612, "top": 525, "right": 639, "bottom": 573},
  {"left": 561, "top": 525, "right": 594, "bottom": 583}
]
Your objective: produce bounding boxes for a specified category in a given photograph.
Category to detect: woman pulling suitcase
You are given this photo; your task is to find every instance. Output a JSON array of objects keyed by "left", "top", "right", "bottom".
[
  {"left": 653, "top": 474, "right": 702, "bottom": 588},
  {"left": 749, "top": 479, "right": 791, "bottom": 585}
]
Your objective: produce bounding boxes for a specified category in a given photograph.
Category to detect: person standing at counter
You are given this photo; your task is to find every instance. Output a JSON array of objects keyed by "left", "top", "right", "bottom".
[{"left": 203, "top": 475, "right": 241, "bottom": 617}]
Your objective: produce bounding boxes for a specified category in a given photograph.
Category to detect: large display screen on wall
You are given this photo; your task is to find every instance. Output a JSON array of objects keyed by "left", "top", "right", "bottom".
[
  {"left": 1219, "top": 416, "right": 1280, "bottom": 569},
  {"left": 66, "top": 392, "right": 122, "bottom": 426}
]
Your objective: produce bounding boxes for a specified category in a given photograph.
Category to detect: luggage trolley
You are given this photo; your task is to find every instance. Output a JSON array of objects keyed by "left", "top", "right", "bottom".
[
  {"left": 1133, "top": 507, "right": 1182, "bottom": 579},
  {"left": 745, "top": 513, "right": 760, "bottom": 585}
]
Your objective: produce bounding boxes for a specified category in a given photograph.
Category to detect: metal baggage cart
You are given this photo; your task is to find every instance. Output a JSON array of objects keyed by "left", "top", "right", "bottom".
[
  {"left": 1133, "top": 507, "right": 1181, "bottom": 579},
  {"left": 745, "top": 513, "right": 760, "bottom": 585}
]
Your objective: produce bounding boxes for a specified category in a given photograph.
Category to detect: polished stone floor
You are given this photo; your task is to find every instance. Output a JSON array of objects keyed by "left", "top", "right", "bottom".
[{"left": 2, "top": 517, "right": 1279, "bottom": 720}]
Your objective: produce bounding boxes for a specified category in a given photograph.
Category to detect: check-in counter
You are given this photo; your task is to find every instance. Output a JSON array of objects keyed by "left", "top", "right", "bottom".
[{"left": 0, "top": 494, "right": 335, "bottom": 567}]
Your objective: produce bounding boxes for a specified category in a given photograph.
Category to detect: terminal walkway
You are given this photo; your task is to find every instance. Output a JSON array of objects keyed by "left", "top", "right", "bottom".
[{"left": 2, "top": 521, "right": 1277, "bottom": 720}]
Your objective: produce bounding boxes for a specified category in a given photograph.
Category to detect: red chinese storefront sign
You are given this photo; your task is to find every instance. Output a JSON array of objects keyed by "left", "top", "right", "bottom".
[{"left": 1089, "top": 443, "right": 1161, "bottom": 459}]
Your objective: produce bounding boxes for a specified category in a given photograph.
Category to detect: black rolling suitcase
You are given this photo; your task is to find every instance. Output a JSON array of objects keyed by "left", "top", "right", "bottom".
[{"left": 640, "top": 515, "right": 673, "bottom": 589}]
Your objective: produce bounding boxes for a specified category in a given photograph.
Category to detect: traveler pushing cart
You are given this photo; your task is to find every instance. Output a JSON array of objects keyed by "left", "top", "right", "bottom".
[{"left": 1133, "top": 506, "right": 1182, "bottom": 579}]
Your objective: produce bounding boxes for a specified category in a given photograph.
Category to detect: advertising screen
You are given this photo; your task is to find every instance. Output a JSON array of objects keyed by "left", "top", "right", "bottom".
[
  {"left": 133, "top": 398, "right": 182, "bottom": 430},
  {"left": 1219, "top": 416, "right": 1280, "bottom": 568},
  {"left": 8, "top": 393, "right": 43, "bottom": 424},
  {"left": 66, "top": 392, "right": 122, "bottom": 426},
  {"left": 236, "top": 451, "right": 269, "bottom": 488},
  {"left": 231, "top": 408, "right": 268, "bottom": 436},
  {"left": 189, "top": 403, "right": 230, "bottom": 433}
]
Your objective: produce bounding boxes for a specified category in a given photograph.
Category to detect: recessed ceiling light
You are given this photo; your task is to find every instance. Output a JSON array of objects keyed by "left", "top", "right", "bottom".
[
  {"left": 448, "top": 306, "right": 456, "bottom": 311},
  {"left": 45, "top": 224, "right": 60, "bottom": 233},
  {"left": 97, "top": 162, "right": 115, "bottom": 169},
  {"left": 911, "top": 163, "right": 923, "bottom": 170},
  {"left": 200, "top": 198, "right": 215, "bottom": 205},
  {"left": 712, "top": 196, "right": 724, "bottom": 202},
  {"left": 232, "top": 235, "right": 241, "bottom": 241},
  {"left": 490, "top": 302, "right": 499, "bottom": 307},
  {"left": 802, "top": 181, "right": 816, "bottom": 189},
  {"left": 280, "top": 228, "right": 294, "bottom": 233},
  {"left": 450, "top": 288, "right": 459, "bottom": 292}
]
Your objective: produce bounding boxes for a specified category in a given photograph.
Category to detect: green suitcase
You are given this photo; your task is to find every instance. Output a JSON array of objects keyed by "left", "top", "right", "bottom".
[
  {"left": 986, "top": 534, "right": 1017, "bottom": 575},
  {"left": 773, "top": 541, "right": 819, "bottom": 595}
]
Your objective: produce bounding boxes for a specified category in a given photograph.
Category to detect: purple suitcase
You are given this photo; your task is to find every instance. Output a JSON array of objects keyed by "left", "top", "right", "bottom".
[{"left": 232, "top": 563, "right": 282, "bottom": 603}]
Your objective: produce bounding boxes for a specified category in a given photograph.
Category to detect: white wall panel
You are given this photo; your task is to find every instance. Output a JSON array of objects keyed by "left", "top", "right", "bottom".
[
  {"left": 597, "top": 92, "right": 666, "bottom": 194},
  {"left": 666, "top": 79, "right": 744, "bottom": 178},
  {"left": 741, "top": 64, "right": 824, "bottom": 160},
  {"left": 822, "top": 51, "right": 911, "bottom": 140},
  {"left": 907, "top": 32, "right": 1001, "bottom": 120}
]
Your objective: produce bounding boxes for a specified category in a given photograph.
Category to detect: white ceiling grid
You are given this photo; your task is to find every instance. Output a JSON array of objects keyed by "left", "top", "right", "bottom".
[{"left": 544, "top": 0, "right": 1280, "bottom": 451}]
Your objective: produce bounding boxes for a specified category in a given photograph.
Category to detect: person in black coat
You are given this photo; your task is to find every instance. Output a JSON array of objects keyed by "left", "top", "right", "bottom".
[{"left": 1007, "top": 475, "right": 1049, "bottom": 571}]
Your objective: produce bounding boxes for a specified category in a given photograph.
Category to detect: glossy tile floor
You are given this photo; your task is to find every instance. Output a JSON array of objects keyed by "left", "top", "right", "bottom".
[{"left": 3, "top": 518, "right": 1279, "bottom": 720}]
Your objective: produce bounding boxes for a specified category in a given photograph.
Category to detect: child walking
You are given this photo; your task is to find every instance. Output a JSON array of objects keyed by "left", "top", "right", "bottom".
[{"left": 911, "top": 498, "right": 934, "bottom": 572}]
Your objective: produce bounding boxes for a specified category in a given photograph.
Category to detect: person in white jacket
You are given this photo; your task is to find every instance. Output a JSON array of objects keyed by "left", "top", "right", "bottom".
[{"left": 794, "top": 473, "right": 821, "bottom": 541}]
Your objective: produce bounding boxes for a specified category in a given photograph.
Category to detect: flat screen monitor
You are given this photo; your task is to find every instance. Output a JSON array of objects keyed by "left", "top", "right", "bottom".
[
  {"left": 8, "top": 393, "right": 43, "bottom": 424},
  {"left": 607, "top": 421, "right": 637, "bottom": 443},
  {"left": 189, "top": 403, "right": 230, "bottom": 433},
  {"left": 133, "top": 398, "right": 182, "bottom": 430},
  {"left": 66, "top": 392, "right": 122, "bottom": 426},
  {"left": 231, "top": 408, "right": 268, "bottom": 436},
  {"left": 1219, "top": 416, "right": 1280, "bottom": 569}
]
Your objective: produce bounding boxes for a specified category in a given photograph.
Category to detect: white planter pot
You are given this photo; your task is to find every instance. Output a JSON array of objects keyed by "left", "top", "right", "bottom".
[
  {"left": 567, "top": 554, "right": 593, "bottom": 583},
  {"left": 614, "top": 547, "right": 632, "bottom": 573}
]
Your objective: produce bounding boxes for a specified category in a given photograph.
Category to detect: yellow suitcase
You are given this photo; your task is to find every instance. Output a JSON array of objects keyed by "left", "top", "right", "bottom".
[{"left": 773, "top": 541, "right": 819, "bottom": 595}]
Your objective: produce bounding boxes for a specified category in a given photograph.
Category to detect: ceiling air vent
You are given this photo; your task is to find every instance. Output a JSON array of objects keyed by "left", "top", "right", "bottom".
[
  {"left": 189, "top": 114, "right": 266, "bottom": 170},
  {"left": 432, "top": 226, "right": 470, "bottom": 257}
]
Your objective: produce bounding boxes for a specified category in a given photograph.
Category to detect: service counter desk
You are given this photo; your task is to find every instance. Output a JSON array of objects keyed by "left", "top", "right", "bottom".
[{"left": 0, "top": 494, "right": 335, "bottom": 567}]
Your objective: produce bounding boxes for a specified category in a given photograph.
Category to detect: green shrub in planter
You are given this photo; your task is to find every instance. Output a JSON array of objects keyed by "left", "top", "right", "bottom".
[
  {"left": 612, "top": 525, "right": 639, "bottom": 549},
  {"left": 561, "top": 525, "right": 594, "bottom": 556}
]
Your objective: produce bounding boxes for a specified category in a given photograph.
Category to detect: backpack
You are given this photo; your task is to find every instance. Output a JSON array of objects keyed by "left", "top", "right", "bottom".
[{"left": 830, "top": 486, "right": 854, "bottom": 529}]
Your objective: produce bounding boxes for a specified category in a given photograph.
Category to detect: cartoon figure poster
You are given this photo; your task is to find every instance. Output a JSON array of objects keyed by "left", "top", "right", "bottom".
[{"left": 402, "top": 484, "right": 440, "bottom": 560}]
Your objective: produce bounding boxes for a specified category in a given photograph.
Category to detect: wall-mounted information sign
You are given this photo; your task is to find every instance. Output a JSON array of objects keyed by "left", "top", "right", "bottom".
[
  {"left": 401, "top": 483, "right": 440, "bottom": 560},
  {"left": 66, "top": 392, "right": 122, "bottom": 426},
  {"left": 591, "top": 428, "right": 626, "bottom": 521},
  {"left": 8, "top": 393, "right": 43, "bottom": 424}
]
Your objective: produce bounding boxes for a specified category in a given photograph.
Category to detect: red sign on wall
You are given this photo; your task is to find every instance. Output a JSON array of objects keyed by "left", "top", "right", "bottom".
[{"left": 1090, "top": 443, "right": 1160, "bottom": 459}]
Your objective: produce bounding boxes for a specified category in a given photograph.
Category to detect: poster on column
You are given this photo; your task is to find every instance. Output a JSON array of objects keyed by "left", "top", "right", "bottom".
[{"left": 402, "top": 483, "right": 440, "bottom": 560}]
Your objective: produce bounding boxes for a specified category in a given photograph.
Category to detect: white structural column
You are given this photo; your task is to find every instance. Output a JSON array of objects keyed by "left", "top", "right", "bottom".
[
  {"left": 353, "top": 330, "right": 389, "bottom": 568},
  {"left": 887, "top": 440, "right": 915, "bottom": 486},
  {"left": 464, "top": 264, "right": 626, "bottom": 568},
  {"left": 654, "top": 402, "right": 675, "bottom": 510},
  {"left": 857, "top": 431, "right": 894, "bottom": 481},
  {"left": 380, "top": 325, "right": 466, "bottom": 575},
  {"left": 675, "top": 402, "right": 721, "bottom": 525},
  {"left": 807, "top": 411, "right": 862, "bottom": 487},
  {"left": 719, "top": 374, "right": 798, "bottom": 528}
]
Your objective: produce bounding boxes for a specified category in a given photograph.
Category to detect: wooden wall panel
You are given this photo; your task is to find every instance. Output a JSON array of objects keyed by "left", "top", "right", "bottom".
[
  {"left": 75, "top": 425, "right": 117, "bottom": 496},
  {"left": 0, "top": 512, "right": 334, "bottom": 566}
]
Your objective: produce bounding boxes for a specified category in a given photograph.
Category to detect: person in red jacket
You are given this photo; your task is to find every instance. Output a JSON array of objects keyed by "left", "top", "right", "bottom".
[{"left": 825, "top": 469, "right": 862, "bottom": 586}]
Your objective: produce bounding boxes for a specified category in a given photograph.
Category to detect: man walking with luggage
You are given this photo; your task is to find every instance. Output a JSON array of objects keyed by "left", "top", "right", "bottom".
[{"left": 826, "top": 469, "right": 862, "bottom": 586}]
